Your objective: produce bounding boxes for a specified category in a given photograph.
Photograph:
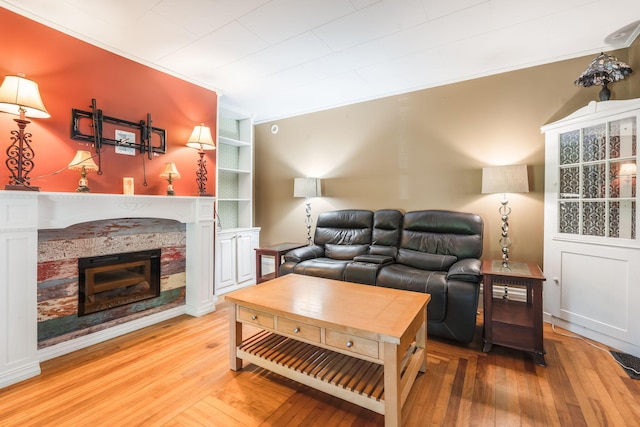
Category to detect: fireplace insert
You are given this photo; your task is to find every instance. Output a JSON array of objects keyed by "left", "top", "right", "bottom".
[{"left": 78, "top": 249, "right": 161, "bottom": 316}]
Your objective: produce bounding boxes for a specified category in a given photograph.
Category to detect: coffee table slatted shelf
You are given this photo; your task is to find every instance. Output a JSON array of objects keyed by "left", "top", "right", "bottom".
[{"left": 237, "top": 330, "right": 422, "bottom": 415}]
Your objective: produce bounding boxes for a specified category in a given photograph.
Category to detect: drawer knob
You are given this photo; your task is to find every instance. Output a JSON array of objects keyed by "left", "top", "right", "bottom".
[
  {"left": 293, "top": 327, "right": 300, "bottom": 333},
  {"left": 251, "top": 315, "right": 257, "bottom": 321},
  {"left": 346, "top": 340, "right": 353, "bottom": 348}
]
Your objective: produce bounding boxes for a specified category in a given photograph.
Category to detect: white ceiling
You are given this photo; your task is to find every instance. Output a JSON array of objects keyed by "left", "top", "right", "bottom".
[{"left": 2, "top": 0, "right": 640, "bottom": 123}]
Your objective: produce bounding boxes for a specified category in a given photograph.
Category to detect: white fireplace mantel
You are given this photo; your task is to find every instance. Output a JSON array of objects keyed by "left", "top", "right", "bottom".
[{"left": 0, "top": 191, "right": 217, "bottom": 388}]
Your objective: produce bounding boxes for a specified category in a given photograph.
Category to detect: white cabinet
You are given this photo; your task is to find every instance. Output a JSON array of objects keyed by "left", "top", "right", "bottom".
[
  {"left": 541, "top": 99, "right": 640, "bottom": 357},
  {"left": 215, "top": 229, "right": 260, "bottom": 295},
  {"left": 215, "top": 107, "right": 260, "bottom": 295}
]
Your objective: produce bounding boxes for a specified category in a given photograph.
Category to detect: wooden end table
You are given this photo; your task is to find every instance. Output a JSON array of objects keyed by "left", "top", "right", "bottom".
[
  {"left": 481, "top": 260, "right": 547, "bottom": 366},
  {"left": 255, "top": 242, "right": 306, "bottom": 283}
]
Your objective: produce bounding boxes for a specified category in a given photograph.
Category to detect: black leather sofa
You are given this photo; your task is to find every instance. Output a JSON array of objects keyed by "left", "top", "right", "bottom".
[{"left": 280, "top": 209, "right": 484, "bottom": 344}]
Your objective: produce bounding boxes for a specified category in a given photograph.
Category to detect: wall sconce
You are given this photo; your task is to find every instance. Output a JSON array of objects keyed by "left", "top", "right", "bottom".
[
  {"left": 160, "top": 162, "right": 181, "bottom": 196},
  {"left": 0, "top": 74, "right": 50, "bottom": 191},
  {"left": 294, "top": 177, "right": 322, "bottom": 245},
  {"left": 574, "top": 52, "right": 633, "bottom": 101},
  {"left": 186, "top": 124, "right": 215, "bottom": 197},
  {"left": 482, "top": 164, "right": 529, "bottom": 267},
  {"left": 68, "top": 150, "right": 99, "bottom": 192}
]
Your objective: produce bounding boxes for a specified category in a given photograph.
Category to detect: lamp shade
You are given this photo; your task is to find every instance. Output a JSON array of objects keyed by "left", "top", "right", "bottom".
[
  {"left": 160, "top": 162, "right": 181, "bottom": 179},
  {"left": 0, "top": 74, "right": 50, "bottom": 119},
  {"left": 294, "top": 177, "right": 322, "bottom": 198},
  {"left": 68, "top": 150, "right": 99, "bottom": 172},
  {"left": 482, "top": 165, "right": 529, "bottom": 194},
  {"left": 186, "top": 124, "right": 216, "bottom": 150},
  {"left": 574, "top": 52, "right": 633, "bottom": 88}
]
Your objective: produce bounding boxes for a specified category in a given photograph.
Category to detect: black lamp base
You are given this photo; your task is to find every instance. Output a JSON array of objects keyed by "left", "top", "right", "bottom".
[{"left": 599, "top": 82, "right": 611, "bottom": 101}]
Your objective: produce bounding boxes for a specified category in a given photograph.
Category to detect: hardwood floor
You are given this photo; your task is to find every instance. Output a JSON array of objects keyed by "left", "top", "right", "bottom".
[{"left": 1, "top": 302, "right": 639, "bottom": 426}]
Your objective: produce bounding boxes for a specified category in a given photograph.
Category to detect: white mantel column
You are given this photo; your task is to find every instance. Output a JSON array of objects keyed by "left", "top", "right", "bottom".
[
  {"left": 0, "top": 192, "right": 40, "bottom": 387},
  {"left": 185, "top": 198, "right": 217, "bottom": 316}
]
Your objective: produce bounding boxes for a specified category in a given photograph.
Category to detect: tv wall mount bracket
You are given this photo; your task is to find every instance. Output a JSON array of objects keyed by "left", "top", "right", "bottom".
[{"left": 71, "top": 98, "right": 167, "bottom": 174}]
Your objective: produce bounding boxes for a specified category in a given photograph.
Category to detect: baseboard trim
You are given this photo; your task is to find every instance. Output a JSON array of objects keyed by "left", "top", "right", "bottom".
[
  {"left": 37, "top": 306, "right": 187, "bottom": 362},
  {"left": 0, "top": 361, "right": 41, "bottom": 389}
]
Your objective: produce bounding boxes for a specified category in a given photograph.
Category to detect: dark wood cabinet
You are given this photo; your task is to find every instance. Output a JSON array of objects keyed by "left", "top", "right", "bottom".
[{"left": 482, "top": 260, "right": 547, "bottom": 366}]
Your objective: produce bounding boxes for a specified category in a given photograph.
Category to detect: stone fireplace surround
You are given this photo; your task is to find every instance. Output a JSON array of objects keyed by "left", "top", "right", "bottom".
[{"left": 0, "top": 192, "right": 216, "bottom": 388}]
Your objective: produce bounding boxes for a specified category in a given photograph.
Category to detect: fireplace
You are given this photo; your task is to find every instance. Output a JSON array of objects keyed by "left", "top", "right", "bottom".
[
  {"left": 1, "top": 192, "right": 216, "bottom": 389},
  {"left": 78, "top": 249, "right": 161, "bottom": 316}
]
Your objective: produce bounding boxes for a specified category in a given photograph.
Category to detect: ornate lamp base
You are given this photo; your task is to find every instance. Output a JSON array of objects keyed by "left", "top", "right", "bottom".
[{"left": 5, "top": 183, "right": 40, "bottom": 191}]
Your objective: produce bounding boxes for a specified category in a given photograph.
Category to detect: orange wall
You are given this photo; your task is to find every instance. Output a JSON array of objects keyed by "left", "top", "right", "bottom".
[{"left": 0, "top": 8, "right": 217, "bottom": 196}]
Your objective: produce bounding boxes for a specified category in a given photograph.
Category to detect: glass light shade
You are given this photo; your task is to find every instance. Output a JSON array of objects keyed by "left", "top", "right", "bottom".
[
  {"left": 481, "top": 165, "right": 529, "bottom": 194},
  {"left": 68, "top": 150, "right": 99, "bottom": 172},
  {"left": 574, "top": 53, "right": 633, "bottom": 87},
  {"left": 160, "top": 162, "right": 181, "bottom": 179},
  {"left": 186, "top": 124, "right": 215, "bottom": 150},
  {"left": 294, "top": 177, "right": 322, "bottom": 198},
  {"left": 0, "top": 74, "right": 50, "bottom": 119}
]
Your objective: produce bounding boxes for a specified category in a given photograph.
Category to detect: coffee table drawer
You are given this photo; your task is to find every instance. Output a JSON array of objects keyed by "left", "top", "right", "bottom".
[
  {"left": 238, "top": 306, "right": 275, "bottom": 329},
  {"left": 277, "top": 318, "right": 321, "bottom": 343},
  {"left": 326, "top": 329, "right": 379, "bottom": 359}
]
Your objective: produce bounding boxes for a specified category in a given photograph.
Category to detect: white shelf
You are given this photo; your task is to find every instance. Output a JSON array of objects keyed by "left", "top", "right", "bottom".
[
  {"left": 218, "top": 167, "right": 251, "bottom": 174},
  {"left": 219, "top": 136, "right": 250, "bottom": 147}
]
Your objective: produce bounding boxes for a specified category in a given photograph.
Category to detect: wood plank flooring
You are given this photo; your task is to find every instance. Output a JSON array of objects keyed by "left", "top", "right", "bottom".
[{"left": 1, "top": 301, "right": 639, "bottom": 426}]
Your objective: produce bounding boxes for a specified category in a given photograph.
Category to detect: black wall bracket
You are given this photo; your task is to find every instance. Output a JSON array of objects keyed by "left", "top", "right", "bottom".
[{"left": 71, "top": 99, "right": 167, "bottom": 172}]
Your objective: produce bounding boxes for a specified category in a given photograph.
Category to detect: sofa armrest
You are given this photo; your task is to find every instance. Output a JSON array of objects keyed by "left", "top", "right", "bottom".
[
  {"left": 283, "top": 245, "right": 325, "bottom": 263},
  {"left": 447, "top": 258, "right": 481, "bottom": 283}
]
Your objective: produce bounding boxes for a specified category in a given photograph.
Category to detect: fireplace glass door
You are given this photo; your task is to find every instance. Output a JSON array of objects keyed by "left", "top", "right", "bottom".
[{"left": 78, "top": 249, "right": 161, "bottom": 316}]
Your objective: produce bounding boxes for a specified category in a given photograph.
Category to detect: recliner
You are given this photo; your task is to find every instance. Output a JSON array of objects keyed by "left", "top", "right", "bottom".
[{"left": 280, "top": 208, "right": 484, "bottom": 344}]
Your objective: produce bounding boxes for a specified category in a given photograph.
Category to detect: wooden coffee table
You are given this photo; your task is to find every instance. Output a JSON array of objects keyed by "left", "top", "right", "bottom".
[{"left": 225, "top": 274, "right": 430, "bottom": 427}]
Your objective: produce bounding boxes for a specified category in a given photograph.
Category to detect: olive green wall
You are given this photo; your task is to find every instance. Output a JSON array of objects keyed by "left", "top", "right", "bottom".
[{"left": 254, "top": 41, "right": 639, "bottom": 268}]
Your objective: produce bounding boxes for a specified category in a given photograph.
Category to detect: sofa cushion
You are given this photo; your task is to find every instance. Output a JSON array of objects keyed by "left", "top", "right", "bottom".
[
  {"left": 314, "top": 210, "right": 373, "bottom": 246},
  {"left": 370, "top": 209, "right": 403, "bottom": 259},
  {"left": 400, "top": 210, "right": 483, "bottom": 260},
  {"left": 325, "top": 244, "right": 369, "bottom": 260},
  {"left": 396, "top": 248, "right": 457, "bottom": 271}
]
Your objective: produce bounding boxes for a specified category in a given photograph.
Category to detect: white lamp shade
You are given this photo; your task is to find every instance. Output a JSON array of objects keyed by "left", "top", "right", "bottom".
[
  {"left": 294, "top": 177, "right": 322, "bottom": 198},
  {"left": 482, "top": 165, "right": 529, "bottom": 194},
  {"left": 186, "top": 124, "right": 216, "bottom": 150},
  {"left": 68, "top": 150, "right": 99, "bottom": 172},
  {"left": 0, "top": 74, "right": 50, "bottom": 118},
  {"left": 160, "top": 162, "right": 181, "bottom": 179}
]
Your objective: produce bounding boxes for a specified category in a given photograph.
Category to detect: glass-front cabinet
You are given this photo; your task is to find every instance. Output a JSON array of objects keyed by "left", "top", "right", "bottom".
[
  {"left": 541, "top": 99, "right": 640, "bottom": 359},
  {"left": 557, "top": 116, "right": 636, "bottom": 238}
]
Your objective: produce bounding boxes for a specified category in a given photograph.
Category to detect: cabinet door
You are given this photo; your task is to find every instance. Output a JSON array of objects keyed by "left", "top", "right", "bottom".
[
  {"left": 235, "top": 232, "right": 254, "bottom": 284},
  {"left": 216, "top": 233, "right": 237, "bottom": 292}
]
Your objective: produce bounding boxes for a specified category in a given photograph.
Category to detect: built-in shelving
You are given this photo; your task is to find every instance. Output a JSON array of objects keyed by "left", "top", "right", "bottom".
[
  {"left": 216, "top": 109, "right": 254, "bottom": 230},
  {"left": 215, "top": 107, "right": 260, "bottom": 295}
]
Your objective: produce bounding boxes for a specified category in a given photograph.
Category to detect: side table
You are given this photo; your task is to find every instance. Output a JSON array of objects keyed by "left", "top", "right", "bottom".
[
  {"left": 481, "top": 260, "right": 547, "bottom": 366},
  {"left": 255, "top": 242, "right": 306, "bottom": 283}
]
